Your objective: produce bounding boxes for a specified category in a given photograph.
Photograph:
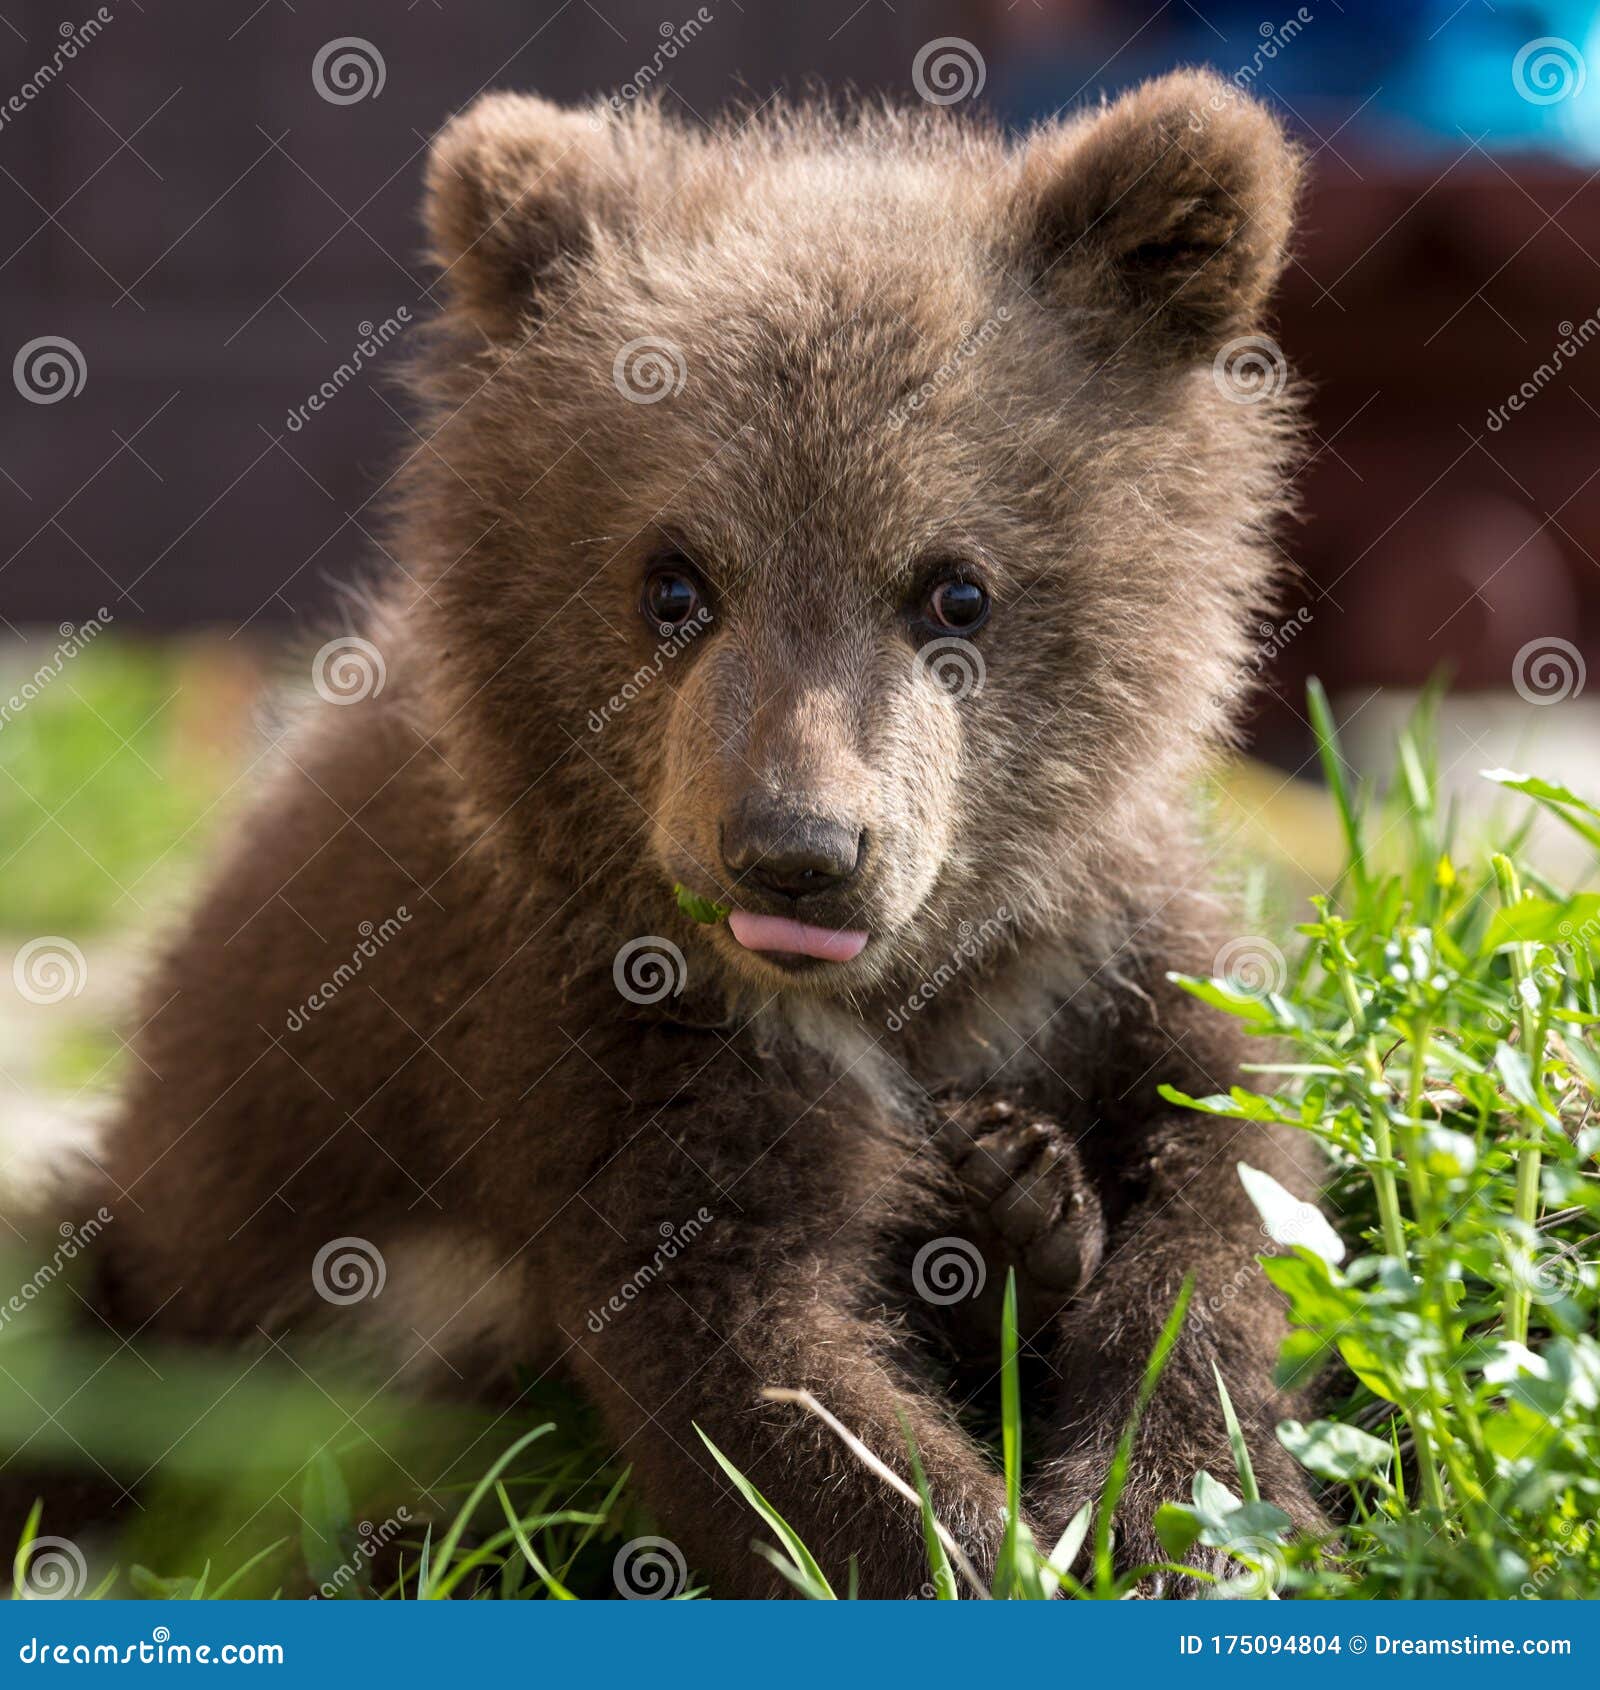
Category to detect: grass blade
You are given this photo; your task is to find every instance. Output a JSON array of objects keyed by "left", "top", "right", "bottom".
[
  {"left": 900, "top": 1416, "right": 957, "bottom": 1599},
  {"left": 696, "top": 1424, "right": 836, "bottom": 1599},
  {"left": 1212, "top": 1360, "right": 1259, "bottom": 1504}
]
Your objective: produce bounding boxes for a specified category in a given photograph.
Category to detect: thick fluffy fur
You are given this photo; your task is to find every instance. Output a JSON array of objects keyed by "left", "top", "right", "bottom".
[{"left": 71, "top": 73, "right": 1320, "bottom": 1594}]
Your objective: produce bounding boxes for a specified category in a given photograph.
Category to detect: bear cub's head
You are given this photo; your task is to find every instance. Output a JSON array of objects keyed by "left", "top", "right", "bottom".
[{"left": 400, "top": 72, "right": 1300, "bottom": 1005}]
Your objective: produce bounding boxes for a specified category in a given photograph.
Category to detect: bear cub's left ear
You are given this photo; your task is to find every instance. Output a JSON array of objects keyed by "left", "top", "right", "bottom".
[{"left": 1012, "top": 69, "right": 1301, "bottom": 355}]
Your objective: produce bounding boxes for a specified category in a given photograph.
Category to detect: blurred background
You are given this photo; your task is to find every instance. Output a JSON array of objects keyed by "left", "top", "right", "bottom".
[{"left": 5, "top": 0, "right": 1600, "bottom": 1135}]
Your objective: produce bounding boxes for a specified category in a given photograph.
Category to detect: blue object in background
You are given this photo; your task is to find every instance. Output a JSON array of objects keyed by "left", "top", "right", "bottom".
[{"left": 995, "top": 0, "right": 1600, "bottom": 160}]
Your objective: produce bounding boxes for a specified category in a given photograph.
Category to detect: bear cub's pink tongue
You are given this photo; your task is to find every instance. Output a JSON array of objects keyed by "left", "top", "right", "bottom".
[{"left": 727, "top": 910, "right": 868, "bottom": 962}]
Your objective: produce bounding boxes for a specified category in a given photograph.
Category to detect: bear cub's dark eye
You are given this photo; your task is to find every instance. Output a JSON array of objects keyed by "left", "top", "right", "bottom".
[
  {"left": 642, "top": 563, "right": 707, "bottom": 634},
  {"left": 925, "top": 577, "right": 989, "bottom": 635}
]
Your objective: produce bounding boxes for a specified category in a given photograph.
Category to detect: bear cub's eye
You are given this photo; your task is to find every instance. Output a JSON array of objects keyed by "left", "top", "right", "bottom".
[
  {"left": 642, "top": 562, "right": 708, "bottom": 634},
  {"left": 924, "top": 576, "right": 990, "bottom": 636}
]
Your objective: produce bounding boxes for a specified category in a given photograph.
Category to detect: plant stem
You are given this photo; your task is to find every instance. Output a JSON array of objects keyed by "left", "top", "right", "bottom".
[{"left": 1494, "top": 854, "right": 1544, "bottom": 1346}]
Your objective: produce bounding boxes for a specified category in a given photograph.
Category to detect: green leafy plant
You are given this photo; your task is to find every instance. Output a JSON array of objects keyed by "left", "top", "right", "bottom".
[
  {"left": 1163, "top": 683, "right": 1600, "bottom": 1598},
  {"left": 674, "top": 883, "right": 731, "bottom": 925}
]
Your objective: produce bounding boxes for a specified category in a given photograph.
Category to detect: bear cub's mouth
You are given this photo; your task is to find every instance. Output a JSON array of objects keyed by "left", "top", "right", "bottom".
[{"left": 726, "top": 910, "right": 869, "bottom": 964}]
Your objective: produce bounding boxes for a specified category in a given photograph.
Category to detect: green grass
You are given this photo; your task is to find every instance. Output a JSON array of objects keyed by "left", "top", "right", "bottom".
[
  {"left": 0, "top": 640, "right": 228, "bottom": 932},
  {"left": 6, "top": 666, "right": 1600, "bottom": 1597}
]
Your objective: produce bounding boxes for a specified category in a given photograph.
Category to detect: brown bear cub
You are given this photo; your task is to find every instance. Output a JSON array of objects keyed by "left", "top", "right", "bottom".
[{"left": 82, "top": 70, "right": 1321, "bottom": 1594}]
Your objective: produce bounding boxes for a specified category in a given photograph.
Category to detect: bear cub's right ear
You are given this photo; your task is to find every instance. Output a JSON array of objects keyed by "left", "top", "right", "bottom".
[
  {"left": 1013, "top": 69, "right": 1301, "bottom": 358},
  {"left": 424, "top": 93, "right": 633, "bottom": 338}
]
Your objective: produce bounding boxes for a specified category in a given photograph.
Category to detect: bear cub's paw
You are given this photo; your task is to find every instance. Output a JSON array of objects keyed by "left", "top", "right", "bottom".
[{"left": 937, "top": 1095, "right": 1105, "bottom": 1346}]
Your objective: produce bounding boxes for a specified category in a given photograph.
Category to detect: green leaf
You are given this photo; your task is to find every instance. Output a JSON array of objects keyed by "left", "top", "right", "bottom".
[
  {"left": 1309, "top": 678, "right": 1368, "bottom": 890},
  {"left": 1154, "top": 1503, "right": 1204, "bottom": 1560},
  {"left": 1480, "top": 770, "right": 1600, "bottom": 851},
  {"left": 994, "top": 1269, "right": 1025, "bottom": 1598},
  {"left": 1483, "top": 894, "right": 1600, "bottom": 953},
  {"left": 674, "top": 883, "right": 730, "bottom": 924},
  {"left": 1094, "top": 1277, "right": 1194, "bottom": 1592},
  {"left": 1165, "top": 974, "right": 1301, "bottom": 1029},
  {"left": 1212, "top": 1362, "right": 1259, "bottom": 1504},
  {"left": 1239, "top": 1162, "right": 1345, "bottom": 1265},
  {"left": 495, "top": 1482, "right": 576, "bottom": 1599},
  {"left": 300, "top": 1449, "right": 355, "bottom": 1597},
  {"left": 1041, "top": 1504, "right": 1093, "bottom": 1599},
  {"left": 422, "top": 1426, "right": 554, "bottom": 1600},
  {"left": 1277, "top": 1418, "right": 1393, "bottom": 1482}
]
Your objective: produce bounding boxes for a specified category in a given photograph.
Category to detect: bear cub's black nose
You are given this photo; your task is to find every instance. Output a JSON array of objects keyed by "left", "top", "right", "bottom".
[{"left": 722, "top": 803, "right": 864, "bottom": 901}]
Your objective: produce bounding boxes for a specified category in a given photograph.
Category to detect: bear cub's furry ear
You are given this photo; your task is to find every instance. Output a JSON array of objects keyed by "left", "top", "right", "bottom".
[
  {"left": 424, "top": 93, "right": 635, "bottom": 338},
  {"left": 1013, "top": 69, "right": 1301, "bottom": 355}
]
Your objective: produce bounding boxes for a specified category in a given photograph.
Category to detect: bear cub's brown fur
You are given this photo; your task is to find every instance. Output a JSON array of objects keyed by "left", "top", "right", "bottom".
[{"left": 80, "top": 70, "right": 1324, "bottom": 1595}]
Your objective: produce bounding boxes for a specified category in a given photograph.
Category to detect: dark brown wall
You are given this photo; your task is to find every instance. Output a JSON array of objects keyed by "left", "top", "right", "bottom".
[{"left": 0, "top": 0, "right": 991, "bottom": 629}]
